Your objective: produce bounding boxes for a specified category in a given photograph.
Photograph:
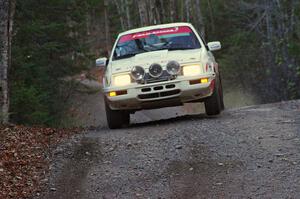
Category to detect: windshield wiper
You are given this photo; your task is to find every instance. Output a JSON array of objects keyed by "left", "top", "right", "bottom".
[
  {"left": 114, "top": 53, "right": 137, "bottom": 60},
  {"left": 167, "top": 47, "right": 196, "bottom": 51}
]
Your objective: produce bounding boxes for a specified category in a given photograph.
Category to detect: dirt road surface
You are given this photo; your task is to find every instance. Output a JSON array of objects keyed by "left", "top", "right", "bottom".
[{"left": 39, "top": 95, "right": 300, "bottom": 199}]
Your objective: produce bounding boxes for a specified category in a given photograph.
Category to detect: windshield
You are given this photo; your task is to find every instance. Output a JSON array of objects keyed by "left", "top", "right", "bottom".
[{"left": 113, "top": 26, "right": 201, "bottom": 60}]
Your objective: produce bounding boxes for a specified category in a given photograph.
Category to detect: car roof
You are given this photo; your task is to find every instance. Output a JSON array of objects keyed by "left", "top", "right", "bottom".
[{"left": 118, "top": 22, "right": 194, "bottom": 37}]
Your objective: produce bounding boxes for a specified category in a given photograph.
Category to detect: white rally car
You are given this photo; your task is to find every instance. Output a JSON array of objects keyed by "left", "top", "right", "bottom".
[{"left": 96, "top": 23, "right": 224, "bottom": 129}]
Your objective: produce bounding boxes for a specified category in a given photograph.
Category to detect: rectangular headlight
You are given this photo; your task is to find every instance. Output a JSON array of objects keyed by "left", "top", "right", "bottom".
[
  {"left": 182, "top": 65, "right": 201, "bottom": 76},
  {"left": 113, "top": 74, "right": 131, "bottom": 87}
]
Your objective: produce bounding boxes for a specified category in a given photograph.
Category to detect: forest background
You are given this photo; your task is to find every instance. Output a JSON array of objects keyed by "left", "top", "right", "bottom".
[{"left": 1, "top": 0, "right": 299, "bottom": 126}]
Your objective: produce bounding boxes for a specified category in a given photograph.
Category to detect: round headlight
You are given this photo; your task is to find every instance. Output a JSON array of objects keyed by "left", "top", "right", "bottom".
[
  {"left": 166, "top": 61, "right": 180, "bottom": 75},
  {"left": 149, "top": 63, "right": 163, "bottom": 78},
  {"left": 131, "top": 66, "right": 145, "bottom": 80}
]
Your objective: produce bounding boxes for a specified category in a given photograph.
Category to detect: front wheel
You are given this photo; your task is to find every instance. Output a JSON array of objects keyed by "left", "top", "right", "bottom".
[
  {"left": 205, "top": 79, "right": 222, "bottom": 116},
  {"left": 105, "top": 99, "right": 130, "bottom": 129},
  {"left": 219, "top": 76, "right": 225, "bottom": 110}
]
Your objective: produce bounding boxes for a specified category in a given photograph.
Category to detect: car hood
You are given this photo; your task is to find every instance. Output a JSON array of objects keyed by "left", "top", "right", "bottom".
[{"left": 110, "top": 49, "right": 202, "bottom": 74}]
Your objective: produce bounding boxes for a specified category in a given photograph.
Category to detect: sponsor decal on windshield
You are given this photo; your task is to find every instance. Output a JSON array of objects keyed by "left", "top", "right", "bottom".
[{"left": 119, "top": 26, "right": 192, "bottom": 43}]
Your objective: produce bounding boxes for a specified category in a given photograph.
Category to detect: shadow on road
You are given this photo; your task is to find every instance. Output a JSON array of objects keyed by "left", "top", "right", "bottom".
[{"left": 130, "top": 113, "right": 217, "bottom": 128}]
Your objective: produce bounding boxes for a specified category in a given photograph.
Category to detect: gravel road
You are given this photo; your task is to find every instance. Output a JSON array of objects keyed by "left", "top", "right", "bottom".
[{"left": 41, "top": 99, "right": 300, "bottom": 199}]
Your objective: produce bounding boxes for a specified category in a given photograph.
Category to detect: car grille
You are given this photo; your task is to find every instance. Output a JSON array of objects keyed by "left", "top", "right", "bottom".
[
  {"left": 138, "top": 89, "right": 181, "bottom": 100},
  {"left": 143, "top": 70, "right": 175, "bottom": 84},
  {"left": 141, "top": 84, "right": 176, "bottom": 93}
]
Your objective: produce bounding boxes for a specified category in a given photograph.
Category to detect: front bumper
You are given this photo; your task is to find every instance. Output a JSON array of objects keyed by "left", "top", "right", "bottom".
[{"left": 103, "top": 73, "right": 216, "bottom": 110}]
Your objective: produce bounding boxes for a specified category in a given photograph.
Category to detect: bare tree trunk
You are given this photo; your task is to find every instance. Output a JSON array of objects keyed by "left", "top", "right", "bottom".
[
  {"left": 195, "top": 0, "right": 205, "bottom": 38},
  {"left": 0, "top": 0, "right": 9, "bottom": 123},
  {"left": 0, "top": 0, "right": 15, "bottom": 124},
  {"left": 158, "top": 0, "right": 166, "bottom": 23},
  {"left": 185, "top": 0, "right": 191, "bottom": 22},
  {"left": 169, "top": 0, "right": 176, "bottom": 22},
  {"left": 180, "top": 0, "right": 185, "bottom": 21},
  {"left": 207, "top": 0, "right": 215, "bottom": 33},
  {"left": 104, "top": 0, "right": 112, "bottom": 56},
  {"left": 148, "top": 0, "right": 155, "bottom": 24},
  {"left": 86, "top": 10, "right": 91, "bottom": 35},
  {"left": 137, "top": 0, "right": 149, "bottom": 26},
  {"left": 113, "top": 0, "right": 126, "bottom": 30},
  {"left": 125, "top": 0, "right": 132, "bottom": 29},
  {"left": 154, "top": 0, "right": 161, "bottom": 24}
]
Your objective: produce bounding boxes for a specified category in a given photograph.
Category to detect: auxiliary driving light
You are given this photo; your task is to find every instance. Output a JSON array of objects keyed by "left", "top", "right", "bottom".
[
  {"left": 131, "top": 66, "right": 145, "bottom": 80},
  {"left": 166, "top": 61, "right": 181, "bottom": 75},
  {"left": 149, "top": 63, "right": 163, "bottom": 78}
]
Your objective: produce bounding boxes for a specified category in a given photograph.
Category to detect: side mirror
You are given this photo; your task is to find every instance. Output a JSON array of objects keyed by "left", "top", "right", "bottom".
[
  {"left": 96, "top": 57, "right": 108, "bottom": 68},
  {"left": 207, "top": 41, "right": 221, "bottom": 51}
]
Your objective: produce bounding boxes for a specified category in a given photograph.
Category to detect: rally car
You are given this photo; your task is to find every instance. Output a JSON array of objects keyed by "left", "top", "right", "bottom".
[{"left": 96, "top": 23, "right": 224, "bottom": 129}]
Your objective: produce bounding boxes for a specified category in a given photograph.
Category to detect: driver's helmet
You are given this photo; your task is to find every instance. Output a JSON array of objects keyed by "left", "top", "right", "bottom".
[{"left": 145, "top": 34, "right": 160, "bottom": 45}]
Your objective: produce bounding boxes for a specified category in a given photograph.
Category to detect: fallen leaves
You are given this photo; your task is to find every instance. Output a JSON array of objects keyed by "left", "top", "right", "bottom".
[{"left": 0, "top": 125, "right": 81, "bottom": 199}]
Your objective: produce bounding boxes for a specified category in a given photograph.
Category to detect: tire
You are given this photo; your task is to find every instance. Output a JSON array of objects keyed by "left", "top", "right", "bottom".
[
  {"left": 105, "top": 99, "right": 130, "bottom": 129},
  {"left": 205, "top": 78, "right": 222, "bottom": 116},
  {"left": 219, "top": 76, "right": 225, "bottom": 110}
]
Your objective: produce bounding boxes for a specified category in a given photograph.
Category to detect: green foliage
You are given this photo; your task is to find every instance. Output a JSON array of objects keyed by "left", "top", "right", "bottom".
[
  {"left": 9, "top": 0, "right": 300, "bottom": 125},
  {"left": 10, "top": 0, "right": 97, "bottom": 126},
  {"left": 10, "top": 85, "right": 49, "bottom": 124},
  {"left": 288, "top": 42, "right": 300, "bottom": 56}
]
